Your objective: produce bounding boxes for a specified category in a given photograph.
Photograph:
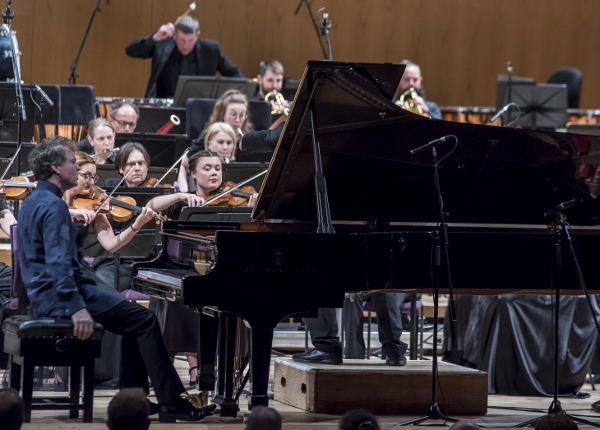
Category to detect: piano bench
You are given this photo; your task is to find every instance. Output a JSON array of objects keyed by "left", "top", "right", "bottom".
[{"left": 2, "top": 315, "right": 104, "bottom": 423}]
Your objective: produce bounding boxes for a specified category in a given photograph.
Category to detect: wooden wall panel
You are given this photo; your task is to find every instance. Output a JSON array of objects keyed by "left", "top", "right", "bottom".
[{"left": 8, "top": 0, "right": 600, "bottom": 108}]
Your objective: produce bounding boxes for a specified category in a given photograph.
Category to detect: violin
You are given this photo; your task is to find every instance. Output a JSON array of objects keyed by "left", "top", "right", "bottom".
[
  {"left": 0, "top": 176, "right": 36, "bottom": 200},
  {"left": 143, "top": 177, "right": 172, "bottom": 188},
  {"left": 71, "top": 185, "right": 164, "bottom": 222},
  {"left": 206, "top": 181, "right": 257, "bottom": 207}
]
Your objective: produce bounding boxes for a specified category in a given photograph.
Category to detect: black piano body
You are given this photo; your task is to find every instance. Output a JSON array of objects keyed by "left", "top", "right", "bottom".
[{"left": 133, "top": 61, "right": 600, "bottom": 411}]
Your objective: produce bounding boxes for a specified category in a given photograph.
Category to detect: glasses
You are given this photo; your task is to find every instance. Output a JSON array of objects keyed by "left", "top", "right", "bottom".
[
  {"left": 113, "top": 119, "right": 137, "bottom": 129},
  {"left": 226, "top": 112, "right": 246, "bottom": 121},
  {"left": 79, "top": 173, "right": 99, "bottom": 183}
]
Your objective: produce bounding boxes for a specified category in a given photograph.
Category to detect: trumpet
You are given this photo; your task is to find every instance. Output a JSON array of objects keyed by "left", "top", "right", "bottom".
[
  {"left": 398, "top": 87, "right": 431, "bottom": 118},
  {"left": 265, "top": 90, "right": 289, "bottom": 115}
]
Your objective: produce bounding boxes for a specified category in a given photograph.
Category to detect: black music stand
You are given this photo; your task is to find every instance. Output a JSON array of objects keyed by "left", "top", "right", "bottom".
[
  {"left": 499, "top": 83, "right": 568, "bottom": 129},
  {"left": 514, "top": 202, "right": 600, "bottom": 428},
  {"left": 0, "top": 83, "right": 35, "bottom": 142},
  {"left": 222, "top": 162, "right": 269, "bottom": 190},
  {"left": 173, "top": 76, "right": 256, "bottom": 107},
  {"left": 94, "top": 165, "right": 178, "bottom": 188},
  {"left": 114, "top": 132, "right": 188, "bottom": 168},
  {"left": 0, "top": 141, "right": 33, "bottom": 175}
]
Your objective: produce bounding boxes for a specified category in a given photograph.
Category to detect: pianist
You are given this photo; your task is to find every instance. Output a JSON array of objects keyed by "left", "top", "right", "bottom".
[{"left": 16, "top": 137, "right": 216, "bottom": 422}]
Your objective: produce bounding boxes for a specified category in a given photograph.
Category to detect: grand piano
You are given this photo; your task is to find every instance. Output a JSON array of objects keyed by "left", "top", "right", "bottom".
[{"left": 132, "top": 61, "right": 600, "bottom": 412}]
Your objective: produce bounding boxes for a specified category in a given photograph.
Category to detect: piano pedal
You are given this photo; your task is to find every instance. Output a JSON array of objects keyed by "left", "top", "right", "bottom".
[{"left": 185, "top": 390, "right": 209, "bottom": 408}]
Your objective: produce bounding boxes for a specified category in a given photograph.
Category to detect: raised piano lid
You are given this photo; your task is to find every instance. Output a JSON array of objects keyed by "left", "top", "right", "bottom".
[{"left": 253, "top": 61, "right": 600, "bottom": 226}]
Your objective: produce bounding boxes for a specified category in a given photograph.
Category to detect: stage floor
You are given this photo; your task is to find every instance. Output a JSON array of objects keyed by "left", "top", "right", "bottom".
[{"left": 15, "top": 354, "right": 600, "bottom": 429}]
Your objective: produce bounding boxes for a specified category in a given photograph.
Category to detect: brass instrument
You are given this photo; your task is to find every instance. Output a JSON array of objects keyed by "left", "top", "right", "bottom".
[
  {"left": 265, "top": 90, "right": 289, "bottom": 115},
  {"left": 398, "top": 87, "right": 431, "bottom": 118}
]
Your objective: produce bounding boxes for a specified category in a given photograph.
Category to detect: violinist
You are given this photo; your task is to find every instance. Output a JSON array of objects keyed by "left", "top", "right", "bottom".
[
  {"left": 177, "top": 90, "right": 254, "bottom": 192},
  {"left": 104, "top": 142, "right": 151, "bottom": 188},
  {"left": 149, "top": 149, "right": 258, "bottom": 214},
  {"left": 77, "top": 118, "right": 117, "bottom": 165},
  {"left": 0, "top": 192, "right": 16, "bottom": 304}
]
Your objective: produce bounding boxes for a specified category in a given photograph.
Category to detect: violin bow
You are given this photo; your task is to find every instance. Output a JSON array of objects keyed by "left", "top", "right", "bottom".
[
  {"left": 152, "top": 147, "right": 190, "bottom": 188},
  {"left": 202, "top": 169, "right": 267, "bottom": 207},
  {"left": 84, "top": 164, "right": 135, "bottom": 225}
]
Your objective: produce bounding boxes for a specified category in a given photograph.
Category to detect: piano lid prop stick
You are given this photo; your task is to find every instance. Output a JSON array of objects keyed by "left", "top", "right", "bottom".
[{"left": 202, "top": 169, "right": 267, "bottom": 206}]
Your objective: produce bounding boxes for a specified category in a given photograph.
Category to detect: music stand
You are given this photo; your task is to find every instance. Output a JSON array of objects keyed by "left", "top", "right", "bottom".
[
  {"left": 137, "top": 106, "right": 186, "bottom": 135},
  {"left": 495, "top": 74, "right": 536, "bottom": 111},
  {"left": 0, "top": 83, "right": 35, "bottom": 142},
  {"left": 114, "top": 132, "right": 188, "bottom": 168},
  {"left": 81, "top": 187, "right": 172, "bottom": 259},
  {"left": 222, "top": 162, "right": 268, "bottom": 190},
  {"left": 500, "top": 83, "right": 568, "bottom": 129},
  {"left": 173, "top": 76, "right": 256, "bottom": 107},
  {"left": 95, "top": 164, "right": 178, "bottom": 188},
  {"left": 0, "top": 142, "right": 33, "bottom": 175}
]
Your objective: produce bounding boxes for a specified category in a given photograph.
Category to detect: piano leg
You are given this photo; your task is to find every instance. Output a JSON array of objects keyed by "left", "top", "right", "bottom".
[
  {"left": 249, "top": 326, "right": 275, "bottom": 409},
  {"left": 198, "top": 312, "right": 217, "bottom": 391},
  {"left": 214, "top": 314, "right": 240, "bottom": 417}
]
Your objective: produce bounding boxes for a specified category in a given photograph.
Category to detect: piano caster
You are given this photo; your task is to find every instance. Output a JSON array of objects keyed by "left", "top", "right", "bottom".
[{"left": 212, "top": 396, "right": 239, "bottom": 417}]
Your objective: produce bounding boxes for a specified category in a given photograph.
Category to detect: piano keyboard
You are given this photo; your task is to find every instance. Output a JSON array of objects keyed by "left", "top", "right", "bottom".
[{"left": 137, "top": 268, "right": 194, "bottom": 287}]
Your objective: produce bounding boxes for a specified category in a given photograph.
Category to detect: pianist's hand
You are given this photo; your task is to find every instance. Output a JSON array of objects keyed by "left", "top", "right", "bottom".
[
  {"left": 153, "top": 23, "right": 175, "bottom": 42},
  {"left": 69, "top": 209, "right": 96, "bottom": 225},
  {"left": 71, "top": 308, "right": 94, "bottom": 340},
  {"left": 177, "top": 193, "right": 205, "bottom": 207}
]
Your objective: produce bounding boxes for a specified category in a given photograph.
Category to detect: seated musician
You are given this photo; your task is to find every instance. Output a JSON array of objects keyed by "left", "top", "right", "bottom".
[
  {"left": 393, "top": 60, "right": 442, "bottom": 120},
  {"left": 16, "top": 137, "right": 216, "bottom": 422},
  {"left": 178, "top": 90, "right": 254, "bottom": 191},
  {"left": 146, "top": 150, "right": 257, "bottom": 386},
  {"left": 108, "top": 101, "right": 139, "bottom": 134},
  {"left": 0, "top": 193, "right": 17, "bottom": 304},
  {"left": 77, "top": 118, "right": 117, "bottom": 165},
  {"left": 252, "top": 59, "right": 288, "bottom": 105},
  {"left": 104, "top": 142, "right": 152, "bottom": 188}
]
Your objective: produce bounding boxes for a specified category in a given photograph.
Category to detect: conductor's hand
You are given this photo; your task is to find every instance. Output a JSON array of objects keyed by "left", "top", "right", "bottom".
[
  {"left": 153, "top": 23, "right": 175, "bottom": 42},
  {"left": 178, "top": 192, "right": 205, "bottom": 207},
  {"left": 71, "top": 308, "right": 94, "bottom": 340}
]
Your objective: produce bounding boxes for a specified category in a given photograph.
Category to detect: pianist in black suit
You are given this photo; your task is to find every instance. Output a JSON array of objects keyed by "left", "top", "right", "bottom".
[{"left": 17, "top": 138, "right": 216, "bottom": 422}]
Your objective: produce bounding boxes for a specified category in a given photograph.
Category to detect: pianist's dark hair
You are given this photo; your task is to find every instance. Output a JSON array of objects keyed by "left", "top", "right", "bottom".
[
  {"left": 114, "top": 142, "right": 151, "bottom": 174},
  {"left": 28, "top": 136, "right": 76, "bottom": 181},
  {"left": 188, "top": 150, "right": 220, "bottom": 175},
  {"left": 338, "top": 409, "right": 380, "bottom": 430}
]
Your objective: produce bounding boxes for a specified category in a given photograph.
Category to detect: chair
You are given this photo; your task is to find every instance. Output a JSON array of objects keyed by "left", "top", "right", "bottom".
[
  {"left": 1, "top": 224, "right": 105, "bottom": 423},
  {"left": 547, "top": 67, "right": 582, "bottom": 109}
]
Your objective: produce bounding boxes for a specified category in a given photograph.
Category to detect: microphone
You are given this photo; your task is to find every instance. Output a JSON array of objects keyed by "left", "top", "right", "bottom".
[
  {"left": 410, "top": 135, "right": 453, "bottom": 155},
  {"left": 506, "top": 61, "right": 513, "bottom": 75},
  {"left": 490, "top": 102, "right": 515, "bottom": 123},
  {"left": 320, "top": 11, "right": 329, "bottom": 36},
  {"left": 33, "top": 83, "right": 54, "bottom": 107},
  {"left": 544, "top": 199, "right": 575, "bottom": 218}
]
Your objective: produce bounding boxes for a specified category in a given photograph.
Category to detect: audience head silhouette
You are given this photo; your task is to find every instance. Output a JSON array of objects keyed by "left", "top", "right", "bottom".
[
  {"left": 106, "top": 388, "right": 151, "bottom": 430},
  {"left": 533, "top": 412, "right": 579, "bottom": 430},
  {"left": 0, "top": 388, "right": 25, "bottom": 430},
  {"left": 338, "top": 409, "right": 380, "bottom": 430},
  {"left": 449, "top": 420, "right": 481, "bottom": 430},
  {"left": 246, "top": 405, "right": 282, "bottom": 430}
]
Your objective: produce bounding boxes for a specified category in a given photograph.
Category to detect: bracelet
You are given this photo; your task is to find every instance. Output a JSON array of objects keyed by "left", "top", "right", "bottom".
[{"left": 130, "top": 225, "right": 140, "bottom": 234}]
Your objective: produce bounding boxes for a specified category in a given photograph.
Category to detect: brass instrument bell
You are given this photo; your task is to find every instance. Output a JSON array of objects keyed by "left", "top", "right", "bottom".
[{"left": 398, "top": 87, "right": 431, "bottom": 118}]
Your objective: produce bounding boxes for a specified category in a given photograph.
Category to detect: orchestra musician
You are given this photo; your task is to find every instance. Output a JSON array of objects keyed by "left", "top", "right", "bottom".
[
  {"left": 393, "top": 60, "right": 442, "bottom": 120},
  {"left": 178, "top": 90, "right": 253, "bottom": 192},
  {"left": 252, "top": 59, "right": 288, "bottom": 105},
  {"left": 103, "top": 142, "right": 152, "bottom": 188},
  {"left": 16, "top": 137, "right": 216, "bottom": 422},
  {"left": 108, "top": 101, "right": 139, "bottom": 134},
  {"left": 77, "top": 118, "right": 117, "bottom": 165},
  {"left": 147, "top": 149, "right": 257, "bottom": 386},
  {"left": 125, "top": 15, "right": 244, "bottom": 98},
  {"left": 0, "top": 193, "right": 17, "bottom": 304}
]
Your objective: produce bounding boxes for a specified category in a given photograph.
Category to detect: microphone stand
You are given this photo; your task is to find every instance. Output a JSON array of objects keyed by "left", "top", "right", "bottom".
[
  {"left": 397, "top": 145, "right": 458, "bottom": 426},
  {"left": 505, "top": 61, "right": 513, "bottom": 126},
  {"left": 67, "top": 0, "right": 104, "bottom": 85},
  {"left": 294, "top": 0, "right": 330, "bottom": 60},
  {"left": 514, "top": 207, "right": 600, "bottom": 428}
]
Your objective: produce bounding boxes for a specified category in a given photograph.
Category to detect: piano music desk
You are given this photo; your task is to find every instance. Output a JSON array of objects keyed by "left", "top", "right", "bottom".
[{"left": 274, "top": 358, "right": 487, "bottom": 415}]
